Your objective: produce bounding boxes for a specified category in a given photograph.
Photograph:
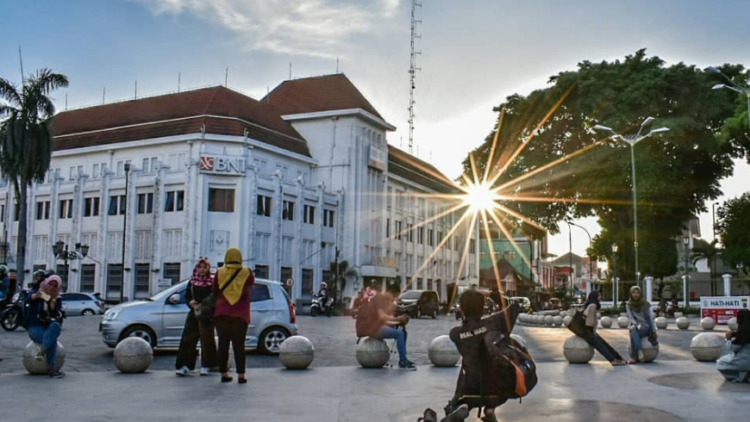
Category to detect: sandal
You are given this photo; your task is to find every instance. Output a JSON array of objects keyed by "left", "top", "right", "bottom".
[
  {"left": 238, "top": 377, "right": 247, "bottom": 384},
  {"left": 221, "top": 376, "right": 233, "bottom": 383},
  {"left": 611, "top": 360, "right": 628, "bottom": 366}
]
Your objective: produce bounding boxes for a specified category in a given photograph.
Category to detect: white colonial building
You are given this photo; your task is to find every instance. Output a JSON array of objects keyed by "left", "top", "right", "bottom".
[{"left": 0, "top": 74, "right": 478, "bottom": 304}]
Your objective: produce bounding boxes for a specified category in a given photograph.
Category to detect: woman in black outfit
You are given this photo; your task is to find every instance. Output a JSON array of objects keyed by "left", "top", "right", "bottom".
[{"left": 175, "top": 258, "right": 217, "bottom": 376}]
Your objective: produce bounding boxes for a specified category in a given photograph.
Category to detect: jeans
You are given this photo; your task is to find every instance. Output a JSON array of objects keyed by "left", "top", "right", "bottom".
[
  {"left": 28, "top": 322, "right": 62, "bottom": 369},
  {"left": 375, "top": 325, "right": 407, "bottom": 362},
  {"left": 215, "top": 317, "right": 248, "bottom": 374},
  {"left": 582, "top": 328, "right": 616, "bottom": 362},
  {"left": 629, "top": 324, "right": 654, "bottom": 360},
  {"left": 175, "top": 311, "right": 217, "bottom": 370}
]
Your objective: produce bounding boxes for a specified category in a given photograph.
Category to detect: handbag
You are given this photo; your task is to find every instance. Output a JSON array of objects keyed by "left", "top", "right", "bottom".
[{"left": 193, "top": 268, "right": 241, "bottom": 321}]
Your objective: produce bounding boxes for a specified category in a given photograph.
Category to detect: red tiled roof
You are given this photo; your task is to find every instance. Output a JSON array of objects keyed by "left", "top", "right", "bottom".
[
  {"left": 387, "top": 145, "right": 458, "bottom": 194},
  {"left": 52, "top": 86, "right": 311, "bottom": 157},
  {"left": 263, "top": 74, "right": 384, "bottom": 119}
]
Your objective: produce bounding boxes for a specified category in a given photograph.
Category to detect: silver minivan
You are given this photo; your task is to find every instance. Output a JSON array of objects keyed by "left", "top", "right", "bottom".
[{"left": 100, "top": 279, "right": 297, "bottom": 354}]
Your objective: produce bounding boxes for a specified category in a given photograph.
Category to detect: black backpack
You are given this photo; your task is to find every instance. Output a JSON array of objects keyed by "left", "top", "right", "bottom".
[{"left": 483, "top": 332, "right": 537, "bottom": 400}]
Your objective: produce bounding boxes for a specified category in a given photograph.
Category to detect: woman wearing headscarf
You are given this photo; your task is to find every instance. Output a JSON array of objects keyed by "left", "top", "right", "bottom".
[
  {"left": 213, "top": 247, "right": 254, "bottom": 384},
  {"left": 717, "top": 309, "right": 750, "bottom": 383},
  {"left": 582, "top": 291, "right": 627, "bottom": 366},
  {"left": 26, "top": 275, "right": 65, "bottom": 378},
  {"left": 175, "top": 258, "right": 217, "bottom": 376},
  {"left": 626, "top": 285, "right": 658, "bottom": 364}
]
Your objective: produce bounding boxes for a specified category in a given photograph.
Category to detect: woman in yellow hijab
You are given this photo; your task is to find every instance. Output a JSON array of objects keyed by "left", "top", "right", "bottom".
[{"left": 212, "top": 247, "right": 254, "bottom": 384}]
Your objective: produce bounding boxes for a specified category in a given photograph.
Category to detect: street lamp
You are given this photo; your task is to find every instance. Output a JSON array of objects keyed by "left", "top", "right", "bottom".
[
  {"left": 568, "top": 221, "right": 595, "bottom": 290},
  {"left": 683, "top": 235, "right": 690, "bottom": 307},
  {"left": 594, "top": 119, "right": 669, "bottom": 285},
  {"left": 611, "top": 243, "right": 619, "bottom": 305},
  {"left": 52, "top": 241, "right": 89, "bottom": 293},
  {"left": 707, "top": 66, "right": 750, "bottom": 137},
  {"left": 120, "top": 162, "right": 131, "bottom": 303}
]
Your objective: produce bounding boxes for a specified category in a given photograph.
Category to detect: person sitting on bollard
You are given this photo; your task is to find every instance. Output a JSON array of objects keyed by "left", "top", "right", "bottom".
[
  {"left": 582, "top": 291, "right": 627, "bottom": 366},
  {"left": 175, "top": 258, "right": 218, "bottom": 376},
  {"left": 626, "top": 286, "right": 658, "bottom": 364},
  {"left": 26, "top": 275, "right": 65, "bottom": 378},
  {"left": 717, "top": 309, "right": 750, "bottom": 383},
  {"left": 356, "top": 291, "right": 416, "bottom": 370}
]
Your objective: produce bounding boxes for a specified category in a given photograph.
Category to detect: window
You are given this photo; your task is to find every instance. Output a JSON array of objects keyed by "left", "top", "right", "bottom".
[
  {"left": 92, "top": 164, "right": 100, "bottom": 179},
  {"left": 406, "top": 223, "right": 414, "bottom": 242},
  {"left": 36, "top": 201, "right": 50, "bottom": 220},
  {"left": 251, "top": 284, "right": 272, "bottom": 302},
  {"left": 164, "top": 190, "right": 185, "bottom": 212},
  {"left": 116, "top": 160, "right": 131, "bottom": 176},
  {"left": 281, "top": 267, "right": 293, "bottom": 286},
  {"left": 395, "top": 221, "right": 403, "bottom": 240},
  {"left": 108, "top": 196, "right": 126, "bottom": 216},
  {"left": 302, "top": 269, "right": 314, "bottom": 300},
  {"left": 254, "top": 159, "right": 267, "bottom": 174},
  {"left": 304, "top": 205, "right": 315, "bottom": 224},
  {"left": 107, "top": 264, "right": 123, "bottom": 299},
  {"left": 137, "top": 193, "right": 154, "bottom": 214},
  {"left": 207, "top": 188, "right": 235, "bottom": 213},
  {"left": 417, "top": 227, "right": 424, "bottom": 244},
  {"left": 323, "top": 209, "right": 335, "bottom": 228},
  {"left": 80, "top": 264, "right": 96, "bottom": 293},
  {"left": 135, "top": 263, "right": 150, "bottom": 297},
  {"left": 386, "top": 218, "right": 390, "bottom": 238},
  {"left": 142, "top": 157, "right": 158, "bottom": 174},
  {"left": 256, "top": 195, "right": 272, "bottom": 217},
  {"left": 282, "top": 200, "right": 295, "bottom": 221},
  {"left": 84, "top": 197, "right": 100, "bottom": 217},
  {"left": 428, "top": 229, "right": 434, "bottom": 247},
  {"left": 59, "top": 199, "right": 73, "bottom": 219},
  {"left": 163, "top": 263, "right": 181, "bottom": 286},
  {"left": 254, "top": 265, "right": 269, "bottom": 279}
]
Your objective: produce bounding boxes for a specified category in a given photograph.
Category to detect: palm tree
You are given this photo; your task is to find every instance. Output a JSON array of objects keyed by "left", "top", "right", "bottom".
[
  {"left": 692, "top": 239, "right": 721, "bottom": 296},
  {"left": 0, "top": 69, "right": 69, "bottom": 283}
]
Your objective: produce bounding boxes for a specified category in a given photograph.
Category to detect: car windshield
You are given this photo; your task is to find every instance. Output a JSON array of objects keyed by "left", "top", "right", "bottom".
[
  {"left": 400, "top": 291, "right": 422, "bottom": 300},
  {"left": 148, "top": 280, "right": 188, "bottom": 302}
]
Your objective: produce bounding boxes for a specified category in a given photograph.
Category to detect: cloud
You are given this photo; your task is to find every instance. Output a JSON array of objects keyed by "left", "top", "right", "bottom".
[{"left": 133, "top": 0, "right": 403, "bottom": 58}]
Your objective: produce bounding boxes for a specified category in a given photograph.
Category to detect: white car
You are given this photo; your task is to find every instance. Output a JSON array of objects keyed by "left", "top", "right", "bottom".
[{"left": 510, "top": 296, "right": 532, "bottom": 312}]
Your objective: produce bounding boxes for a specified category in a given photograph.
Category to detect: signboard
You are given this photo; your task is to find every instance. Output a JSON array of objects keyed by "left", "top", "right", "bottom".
[
  {"left": 200, "top": 155, "right": 246, "bottom": 175},
  {"left": 700, "top": 296, "right": 750, "bottom": 325},
  {"left": 368, "top": 146, "right": 387, "bottom": 171}
]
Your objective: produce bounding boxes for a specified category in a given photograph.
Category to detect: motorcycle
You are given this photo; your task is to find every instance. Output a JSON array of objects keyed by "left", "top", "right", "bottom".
[
  {"left": 1, "top": 289, "right": 30, "bottom": 331},
  {"left": 310, "top": 294, "right": 335, "bottom": 317}
]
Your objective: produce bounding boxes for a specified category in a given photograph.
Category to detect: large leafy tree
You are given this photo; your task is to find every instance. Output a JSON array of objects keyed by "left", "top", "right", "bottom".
[
  {"left": 0, "top": 69, "right": 69, "bottom": 283},
  {"left": 465, "top": 50, "right": 740, "bottom": 281},
  {"left": 718, "top": 193, "right": 750, "bottom": 272}
]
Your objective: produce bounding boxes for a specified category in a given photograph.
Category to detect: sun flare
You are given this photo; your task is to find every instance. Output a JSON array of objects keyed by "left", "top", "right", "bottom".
[{"left": 463, "top": 182, "right": 498, "bottom": 212}]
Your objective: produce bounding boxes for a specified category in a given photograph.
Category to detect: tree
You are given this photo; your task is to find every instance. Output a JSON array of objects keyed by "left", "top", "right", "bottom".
[
  {"left": 0, "top": 69, "right": 69, "bottom": 283},
  {"left": 465, "top": 50, "right": 738, "bottom": 281},
  {"left": 715, "top": 66, "right": 750, "bottom": 163},
  {"left": 691, "top": 239, "right": 721, "bottom": 296},
  {"left": 718, "top": 193, "right": 750, "bottom": 270}
]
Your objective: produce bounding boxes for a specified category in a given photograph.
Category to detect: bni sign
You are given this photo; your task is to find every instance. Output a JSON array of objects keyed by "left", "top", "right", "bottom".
[
  {"left": 200, "top": 155, "right": 246, "bottom": 175},
  {"left": 700, "top": 296, "right": 750, "bottom": 325}
]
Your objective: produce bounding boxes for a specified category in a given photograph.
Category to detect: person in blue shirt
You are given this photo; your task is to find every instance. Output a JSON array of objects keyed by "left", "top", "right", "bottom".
[{"left": 26, "top": 275, "right": 65, "bottom": 378}]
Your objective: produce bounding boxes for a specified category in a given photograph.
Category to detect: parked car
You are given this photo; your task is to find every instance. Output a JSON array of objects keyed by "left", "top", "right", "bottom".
[
  {"left": 396, "top": 290, "right": 440, "bottom": 319},
  {"left": 100, "top": 278, "right": 297, "bottom": 355},
  {"left": 60, "top": 292, "right": 105, "bottom": 316}
]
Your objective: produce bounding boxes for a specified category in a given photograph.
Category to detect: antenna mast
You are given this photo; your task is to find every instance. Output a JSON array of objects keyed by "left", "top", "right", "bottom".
[{"left": 408, "top": 0, "right": 422, "bottom": 155}]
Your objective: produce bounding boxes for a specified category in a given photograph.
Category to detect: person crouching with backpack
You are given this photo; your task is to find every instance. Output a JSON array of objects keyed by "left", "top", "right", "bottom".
[
  {"left": 26, "top": 275, "right": 65, "bottom": 378},
  {"left": 355, "top": 291, "right": 416, "bottom": 370}
]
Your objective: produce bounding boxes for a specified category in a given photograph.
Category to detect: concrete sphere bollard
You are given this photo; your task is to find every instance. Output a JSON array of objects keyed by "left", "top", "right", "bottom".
[
  {"left": 700, "top": 317, "right": 716, "bottom": 331},
  {"left": 552, "top": 316, "right": 563, "bottom": 327},
  {"left": 674, "top": 312, "right": 684, "bottom": 319},
  {"left": 617, "top": 316, "right": 630, "bottom": 329},
  {"left": 627, "top": 341, "right": 659, "bottom": 363},
  {"left": 428, "top": 335, "right": 460, "bottom": 367},
  {"left": 676, "top": 317, "right": 690, "bottom": 330},
  {"left": 23, "top": 341, "right": 65, "bottom": 374},
  {"left": 728, "top": 317, "right": 738, "bottom": 331},
  {"left": 690, "top": 333, "right": 724, "bottom": 362},
  {"left": 544, "top": 315, "right": 554, "bottom": 326},
  {"left": 600, "top": 316, "right": 613, "bottom": 329},
  {"left": 114, "top": 337, "right": 153, "bottom": 373},
  {"left": 356, "top": 337, "right": 390, "bottom": 368},
  {"left": 563, "top": 335, "right": 594, "bottom": 364},
  {"left": 563, "top": 315, "right": 572, "bottom": 327},
  {"left": 559, "top": 311, "right": 567, "bottom": 318},
  {"left": 510, "top": 334, "right": 527, "bottom": 349},
  {"left": 279, "top": 336, "right": 315, "bottom": 370},
  {"left": 655, "top": 317, "right": 668, "bottom": 330}
]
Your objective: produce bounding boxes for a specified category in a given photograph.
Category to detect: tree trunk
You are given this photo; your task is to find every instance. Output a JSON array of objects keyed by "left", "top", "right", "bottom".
[{"left": 15, "top": 179, "right": 28, "bottom": 288}]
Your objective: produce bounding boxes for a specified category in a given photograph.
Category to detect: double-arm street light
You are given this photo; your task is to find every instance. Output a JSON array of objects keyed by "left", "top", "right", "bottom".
[
  {"left": 52, "top": 241, "right": 89, "bottom": 293},
  {"left": 611, "top": 243, "right": 619, "bottom": 305},
  {"left": 707, "top": 66, "right": 750, "bottom": 136},
  {"left": 593, "top": 119, "right": 670, "bottom": 286},
  {"left": 567, "top": 221, "right": 595, "bottom": 290}
]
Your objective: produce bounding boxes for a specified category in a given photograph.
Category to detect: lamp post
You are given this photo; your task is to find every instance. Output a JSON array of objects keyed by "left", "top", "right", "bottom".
[
  {"left": 120, "top": 163, "right": 131, "bottom": 303},
  {"left": 738, "top": 262, "right": 746, "bottom": 295},
  {"left": 683, "top": 235, "right": 690, "bottom": 307},
  {"left": 52, "top": 241, "right": 89, "bottom": 293},
  {"left": 568, "top": 221, "right": 595, "bottom": 290},
  {"left": 612, "top": 244, "right": 619, "bottom": 305},
  {"left": 706, "top": 66, "right": 750, "bottom": 136},
  {"left": 594, "top": 120, "right": 669, "bottom": 286}
]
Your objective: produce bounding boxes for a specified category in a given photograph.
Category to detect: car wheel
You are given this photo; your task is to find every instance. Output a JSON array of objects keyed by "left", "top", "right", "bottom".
[
  {"left": 82, "top": 309, "right": 95, "bottom": 316},
  {"left": 120, "top": 325, "right": 157, "bottom": 348},
  {"left": 259, "top": 327, "right": 290, "bottom": 355}
]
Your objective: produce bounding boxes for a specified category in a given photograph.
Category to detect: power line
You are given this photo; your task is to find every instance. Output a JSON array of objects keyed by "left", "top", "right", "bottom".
[{"left": 408, "top": 0, "right": 422, "bottom": 155}]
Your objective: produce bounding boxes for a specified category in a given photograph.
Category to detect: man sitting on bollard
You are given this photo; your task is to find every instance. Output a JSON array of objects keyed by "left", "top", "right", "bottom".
[{"left": 356, "top": 290, "right": 416, "bottom": 370}]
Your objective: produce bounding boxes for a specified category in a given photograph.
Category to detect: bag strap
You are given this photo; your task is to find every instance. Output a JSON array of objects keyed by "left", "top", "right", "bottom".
[{"left": 218, "top": 268, "right": 243, "bottom": 294}]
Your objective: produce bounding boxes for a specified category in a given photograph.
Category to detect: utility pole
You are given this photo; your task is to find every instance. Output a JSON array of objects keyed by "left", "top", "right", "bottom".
[{"left": 407, "top": 0, "right": 422, "bottom": 155}]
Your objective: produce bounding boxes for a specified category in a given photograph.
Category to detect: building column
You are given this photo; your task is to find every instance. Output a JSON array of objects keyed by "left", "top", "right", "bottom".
[
  {"left": 246, "top": 155, "right": 258, "bottom": 268},
  {"left": 150, "top": 163, "right": 168, "bottom": 293},
  {"left": 314, "top": 182, "right": 324, "bottom": 292},
  {"left": 292, "top": 177, "right": 305, "bottom": 301},
  {"left": 97, "top": 170, "right": 112, "bottom": 295},
  {"left": 124, "top": 169, "right": 139, "bottom": 301},
  {"left": 70, "top": 173, "right": 87, "bottom": 292},
  {"left": 271, "top": 170, "right": 283, "bottom": 282},
  {"left": 723, "top": 273, "right": 732, "bottom": 296},
  {"left": 181, "top": 157, "right": 194, "bottom": 281},
  {"left": 644, "top": 276, "right": 654, "bottom": 303}
]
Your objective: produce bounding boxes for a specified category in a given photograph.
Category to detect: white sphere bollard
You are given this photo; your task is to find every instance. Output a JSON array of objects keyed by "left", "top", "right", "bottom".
[
  {"left": 674, "top": 312, "right": 684, "bottom": 319},
  {"left": 563, "top": 315, "right": 573, "bottom": 327},
  {"left": 114, "top": 337, "right": 153, "bottom": 373},
  {"left": 544, "top": 315, "right": 554, "bottom": 326},
  {"left": 356, "top": 337, "right": 390, "bottom": 368},
  {"left": 676, "top": 317, "right": 690, "bottom": 330},
  {"left": 600, "top": 316, "right": 613, "bottom": 329},
  {"left": 690, "top": 333, "right": 724, "bottom": 362},
  {"left": 627, "top": 341, "right": 659, "bottom": 363},
  {"left": 563, "top": 335, "right": 594, "bottom": 364},
  {"left": 559, "top": 311, "right": 567, "bottom": 318},
  {"left": 617, "top": 316, "right": 630, "bottom": 329},
  {"left": 700, "top": 317, "right": 716, "bottom": 331},
  {"left": 552, "top": 316, "right": 563, "bottom": 327},
  {"left": 23, "top": 341, "right": 65, "bottom": 374},
  {"left": 279, "top": 336, "right": 315, "bottom": 370},
  {"left": 510, "top": 334, "right": 527, "bottom": 349},
  {"left": 428, "top": 335, "right": 460, "bottom": 367},
  {"left": 728, "top": 317, "right": 738, "bottom": 331},
  {"left": 655, "top": 317, "right": 668, "bottom": 330}
]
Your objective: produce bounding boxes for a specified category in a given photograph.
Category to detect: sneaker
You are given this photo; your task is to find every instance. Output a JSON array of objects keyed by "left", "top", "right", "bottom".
[
  {"left": 48, "top": 370, "right": 66, "bottom": 379},
  {"left": 175, "top": 366, "right": 191, "bottom": 376},
  {"left": 638, "top": 349, "right": 645, "bottom": 362},
  {"left": 35, "top": 348, "right": 48, "bottom": 362},
  {"left": 398, "top": 360, "right": 417, "bottom": 371},
  {"left": 199, "top": 367, "right": 210, "bottom": 376}
]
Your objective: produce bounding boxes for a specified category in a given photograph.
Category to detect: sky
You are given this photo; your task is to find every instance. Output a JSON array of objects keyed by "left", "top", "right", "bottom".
[{"left": 1, "top": 0, "right": 749, "bottom": 260}]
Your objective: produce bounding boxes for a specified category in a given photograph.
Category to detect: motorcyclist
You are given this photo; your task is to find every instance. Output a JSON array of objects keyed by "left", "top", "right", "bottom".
[
  {"left": 29, "top": 270, "right": 47, "bottom": 291},
  {"left": 318, "top": 282, "right": 330, "bottom": 306}
]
